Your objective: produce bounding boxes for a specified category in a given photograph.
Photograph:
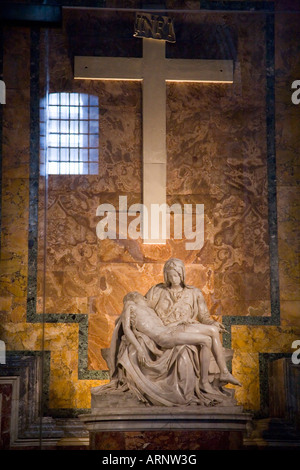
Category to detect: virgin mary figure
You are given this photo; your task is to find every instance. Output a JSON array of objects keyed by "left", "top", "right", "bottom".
[{"left": 93, "top": 258, "right": 239, "bottom": 407}]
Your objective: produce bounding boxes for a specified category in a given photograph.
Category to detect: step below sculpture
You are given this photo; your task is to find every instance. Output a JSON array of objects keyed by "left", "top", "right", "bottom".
[{"left": 92, "top": 258, "right": 242, "bottom": 409}]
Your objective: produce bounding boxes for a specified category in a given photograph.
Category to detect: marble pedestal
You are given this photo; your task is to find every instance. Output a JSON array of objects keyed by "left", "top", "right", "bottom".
[{"left": 80, "top": 403, "right": 252, "bottom": 450}]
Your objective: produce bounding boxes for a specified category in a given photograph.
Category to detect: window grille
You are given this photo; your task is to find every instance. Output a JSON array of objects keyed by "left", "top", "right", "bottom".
[{"left": 40, "top": 92, "right": 99, "bottom": 175}]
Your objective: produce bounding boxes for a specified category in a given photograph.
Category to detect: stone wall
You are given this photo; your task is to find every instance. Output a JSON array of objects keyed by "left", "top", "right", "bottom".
[{"left": 0, "top": 1, "right": 299, "bottom": 428}]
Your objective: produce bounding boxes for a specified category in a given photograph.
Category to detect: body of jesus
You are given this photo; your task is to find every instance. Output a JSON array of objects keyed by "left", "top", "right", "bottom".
[{"left": 121, "top": 291, "right": 241, "bottom": 394}]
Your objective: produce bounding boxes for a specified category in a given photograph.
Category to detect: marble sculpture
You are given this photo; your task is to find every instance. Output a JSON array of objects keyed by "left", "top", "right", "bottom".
[{"left": 93, "top": 258, "right": 241, "bottom": 407}]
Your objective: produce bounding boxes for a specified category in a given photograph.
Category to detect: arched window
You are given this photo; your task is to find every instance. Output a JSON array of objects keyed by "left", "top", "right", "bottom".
[{"left": 40, "top": 92, "right": 99, "bottom": 175}]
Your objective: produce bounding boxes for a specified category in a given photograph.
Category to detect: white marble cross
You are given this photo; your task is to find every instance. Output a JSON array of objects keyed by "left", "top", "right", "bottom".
[{"left": 74, "top": 38, "right": 233, "bottom": 244}]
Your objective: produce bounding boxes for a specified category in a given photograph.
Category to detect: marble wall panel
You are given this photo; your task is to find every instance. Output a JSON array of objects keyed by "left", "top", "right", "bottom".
[
  {"left": 231, "top": 324, "right": 300, "bottom": 410},
  {"left": 0, "top": 178, "right": 29, "bottom": 316},
  {"left": 215, "top": 276, "right": 271, "bottom": 317},
  {"left": 0, "top": 322, "right": 80, "bottom": 354},
  {"left": 0, "top": 297, "right": 12, "bottom": 315},
  {"left": 99, "top": 106, "right": 142, "bottom": 176},
  {"left": 0, "top": 323, "right": 42, "bottom": 351},
  {"left": 2, "top": 27, "right": 30, "bottom": 180},
  {"left": 97, "top": 235, "right": 214, "bottom": 267},
  {"left": 36, "top": 296, "right": 88, "bottom": 315},
  {"left": 277, "top": 238, "right": 299, "bottom": 303},
  {"left": 2, "top": 89, "right": 30, "bottom": 179},
  {"left": 165, "top": 12, "right": 270, "bottom": 320},
  {"left": 45, "top": 215, "right": 98, "bottom": 269},
  {"left": 275, "top": 11, "right": 300, "bottom": 328},
  {"left": 280, "top": 301, "right": 300, "bottom": 328},
  {"left": 2, "top": 6, "right": 299, "bottom": 417},
  {"left": 231, "top": 351, "right": 260, "bottom": 411},
  {"left": 167, "top": 86, "right": 267, "bottom": 196},
  {"left": 275, "top": 12, "right": 300, "bottom": 186},
  {"left": 213, "top": 195, "right": 269, "bottom": 272},
  {"left": 232, "top": 325, "right": 299, "bottom": 353},
  {"left": 3, "top": 27, "right": 30, "bottom": 89},
  {"left": 0, "top": 299, "right": 26, "bottom": 324},
  {"left": 37, "top": 267, "right": 99, "bottom": 301},
  {"left": 0, "top": 320, "right": 105, "bottom": 412},
  {"left": 1, "top": 178, "right": 29, "bottom": 254},
  {"left": 49, "top": 350, "right": 79, "bottom": 409},
  {"left": 277, "top": 186, "right": 299, "bottom": 245},
  {"left": 96, "top": 193, "right": 214, "bottom": 265},
  {"left": 0, "top": 26, "right": 31, "bottom": 336},
  {"left": 75, "top": 377, "right": 108, "bottom": 410}
]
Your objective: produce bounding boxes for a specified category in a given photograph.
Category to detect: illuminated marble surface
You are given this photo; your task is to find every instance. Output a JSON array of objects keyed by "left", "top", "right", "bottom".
[{"left": 0, "top": 5, "right": 299, "bottom": 419}]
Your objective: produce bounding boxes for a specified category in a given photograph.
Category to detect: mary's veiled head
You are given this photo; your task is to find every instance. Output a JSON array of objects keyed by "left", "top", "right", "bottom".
[{"left": 163, "top": 258, "right": 186, "bottom": 287}]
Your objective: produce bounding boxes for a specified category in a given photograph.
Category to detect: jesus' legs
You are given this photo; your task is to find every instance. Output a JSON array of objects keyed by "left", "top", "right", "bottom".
[
  {"left": 156, "top": 324, "right": 241, "bottom": 388},
  {"left": 198, "top": 340, "right": 217, "bottom": 394},
  {"left": 198, "top": 325, "right": 241, "bottom": 387}
]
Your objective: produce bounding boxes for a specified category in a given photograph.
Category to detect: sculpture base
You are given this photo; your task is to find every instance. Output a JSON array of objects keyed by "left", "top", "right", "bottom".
[
  {"left": 79, "top": 405, "right": 252, "bottom": 450},
  {"left": 88, "top": 429, "right": 245, "bottom": 450}
]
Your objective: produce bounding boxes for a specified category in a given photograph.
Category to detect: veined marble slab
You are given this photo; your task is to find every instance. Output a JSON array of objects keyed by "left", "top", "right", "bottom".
[{"left": 80, "top": 405, "right": 252, "bottom": 432}]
